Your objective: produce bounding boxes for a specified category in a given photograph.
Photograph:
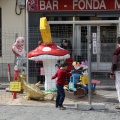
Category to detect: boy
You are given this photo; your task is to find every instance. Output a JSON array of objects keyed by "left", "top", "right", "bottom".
[{"left": 52, "top": 60, "right": 72, "bottom": 110}]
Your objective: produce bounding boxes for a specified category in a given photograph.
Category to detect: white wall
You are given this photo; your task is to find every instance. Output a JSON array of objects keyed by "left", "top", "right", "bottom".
[{"left": 0, "top": 0, "right": 26, "bottom": 63}]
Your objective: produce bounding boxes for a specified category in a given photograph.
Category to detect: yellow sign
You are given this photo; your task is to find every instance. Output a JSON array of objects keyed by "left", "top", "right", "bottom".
[{"left": 10, "top": 82, "right": 21, "bottom": 92}]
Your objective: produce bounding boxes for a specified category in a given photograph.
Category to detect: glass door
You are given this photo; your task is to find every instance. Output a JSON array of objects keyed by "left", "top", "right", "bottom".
[
  {"left": 97, "top": 25, "right": 117, "bottom": 71},
  {"left": 74, "top": 25, "right": 117, "bottom": 71},
  {"left": 74, "top": 25, "right": 97, "bottom": 63},
  {"left": 74, "top": 25, "right": 88, "bottom": 62}
]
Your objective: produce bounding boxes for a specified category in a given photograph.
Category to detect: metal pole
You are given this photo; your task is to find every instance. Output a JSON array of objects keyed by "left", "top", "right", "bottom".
[
  {"left": 14, "top": 33, "right": 18, "bottom": 65},
  {"left": 87, "top": 25, "right": 92, "bottom": 105},
  {"left": 26, "top": 0, "right": 29, "bottom": 82},
  {"left": 72, "top": 16, "right": 75, "bottom": 58}
]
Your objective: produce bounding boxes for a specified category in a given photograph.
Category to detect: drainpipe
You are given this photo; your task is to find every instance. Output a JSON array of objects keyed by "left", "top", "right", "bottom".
[{"left": 26, "top": 0, "right": 29, "bottom": 82}]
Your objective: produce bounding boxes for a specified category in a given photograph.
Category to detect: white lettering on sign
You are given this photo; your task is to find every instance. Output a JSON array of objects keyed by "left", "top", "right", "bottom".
[
  {"left": 100, "top": 0, "right": 106, "bottom": 9},
  {"left": 40, "top": 0, "right": 58, "bottom": 10},
  {"left": 73, "top": 0, "right": 106, "bottom": 10},
  {"left": 78, "top": 0, "right": 85, "bottom": 10},
  {"left": 40, "top": 1, "right": 45, "bottom": 10},
  {"left": 115, "top": 0, "right": 120, "bottom": 9},
  {"left": 46, "top": 1, "right": 52, "bottom": 10}
]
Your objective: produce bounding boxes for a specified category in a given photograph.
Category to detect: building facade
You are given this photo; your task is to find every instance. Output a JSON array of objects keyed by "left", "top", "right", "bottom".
[
  {"left": 1, "top": 0, "right": 120, "bottom": 85},
  {"left": 28, "top": 0, "right": 120, "bottom": 72},
  {"left": 0, "top": 0, "right": 26, "bottom": 78}
]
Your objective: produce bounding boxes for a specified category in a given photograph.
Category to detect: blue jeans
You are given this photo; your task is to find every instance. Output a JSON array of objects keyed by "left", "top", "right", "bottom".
[{"left": 56, "top": 84, "right": 65, "bottom": 106}]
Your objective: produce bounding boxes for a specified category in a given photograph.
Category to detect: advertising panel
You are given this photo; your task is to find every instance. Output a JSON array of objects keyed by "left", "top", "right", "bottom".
[{"left": 27, "top": 0, "right": 120, "bottom": 12}]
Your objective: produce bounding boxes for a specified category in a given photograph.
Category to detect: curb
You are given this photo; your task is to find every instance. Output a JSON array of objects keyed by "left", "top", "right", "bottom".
[
  {"left": 64, "top": 103, "right": 106, "bottom": 110},
  {"left": 64, "top": 104, "right": 77, "bottom": 109},
  {"left": 91, "top": 103, "right": 106, "bottom": 110},
  {"left": 0, "top": 85, "right": 9, "bottom": 90}
]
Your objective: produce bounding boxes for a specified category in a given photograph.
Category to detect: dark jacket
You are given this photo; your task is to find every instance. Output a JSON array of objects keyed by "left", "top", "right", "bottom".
[{"left": 111, "top": 47, "right": 120, "bottom": 74}]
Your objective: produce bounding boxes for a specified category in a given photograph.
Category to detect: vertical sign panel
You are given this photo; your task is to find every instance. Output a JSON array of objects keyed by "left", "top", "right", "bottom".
[{"left": 92, "top": 33, "right": 97, "bottom": 54}]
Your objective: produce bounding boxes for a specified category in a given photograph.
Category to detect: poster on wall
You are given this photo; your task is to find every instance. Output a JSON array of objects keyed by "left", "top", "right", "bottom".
[{"left": 27, "top": 0, "right": 120, "bottom": 12}]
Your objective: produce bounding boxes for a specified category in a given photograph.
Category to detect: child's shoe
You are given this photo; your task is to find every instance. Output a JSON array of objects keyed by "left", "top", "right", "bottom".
[
  {"left": 55, "top": 104, "right": 59, "bottom": 108},
  {"left": 59, "top": 106, "right": 66, "bottom": 110}
]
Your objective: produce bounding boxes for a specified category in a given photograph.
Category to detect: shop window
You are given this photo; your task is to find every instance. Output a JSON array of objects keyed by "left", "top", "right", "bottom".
[
  {"left": 80, "top": 17, "right": 90, "bottom": 21},
  {"left": 50, "top": 24, "right": 73, "bottom": 46},
  {"left": 100, "top": 26, "right": 117, "bottom": 62},
  {"left": 54, "top": 17, "right": 58, "bottom": 21},
  {"left": 75, "top": 16, "right": 118, "bottom": 21},
  {"left": 47, "top": 16, "right": 72, "bottom": 21},
  {"left": 108, "top": 17, "right": 118, "bottom": 20},
  {"left": 62, "top": 17, "right": 67, "bottom": 21},
  {"left": 102, "top": 17, "right": 118, "bottom": 20}
]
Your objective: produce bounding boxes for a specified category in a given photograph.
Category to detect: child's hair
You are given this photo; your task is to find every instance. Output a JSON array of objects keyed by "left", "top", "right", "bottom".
[
  {"left": 117, "top": 37, "right": 120, "bottom": 44},
  {"left": 60, "top": 60, "right": 68, "bottom": 67}
]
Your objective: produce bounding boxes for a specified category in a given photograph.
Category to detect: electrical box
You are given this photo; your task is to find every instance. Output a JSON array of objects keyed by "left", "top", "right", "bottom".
[{"left": 18, "top": 0, "right": 25, "bottom": 8}]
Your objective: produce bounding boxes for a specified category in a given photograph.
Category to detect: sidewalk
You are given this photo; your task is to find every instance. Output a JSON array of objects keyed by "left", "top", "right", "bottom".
[{"left": 0, "top": 83, "right": 118, "bottom": 111}]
